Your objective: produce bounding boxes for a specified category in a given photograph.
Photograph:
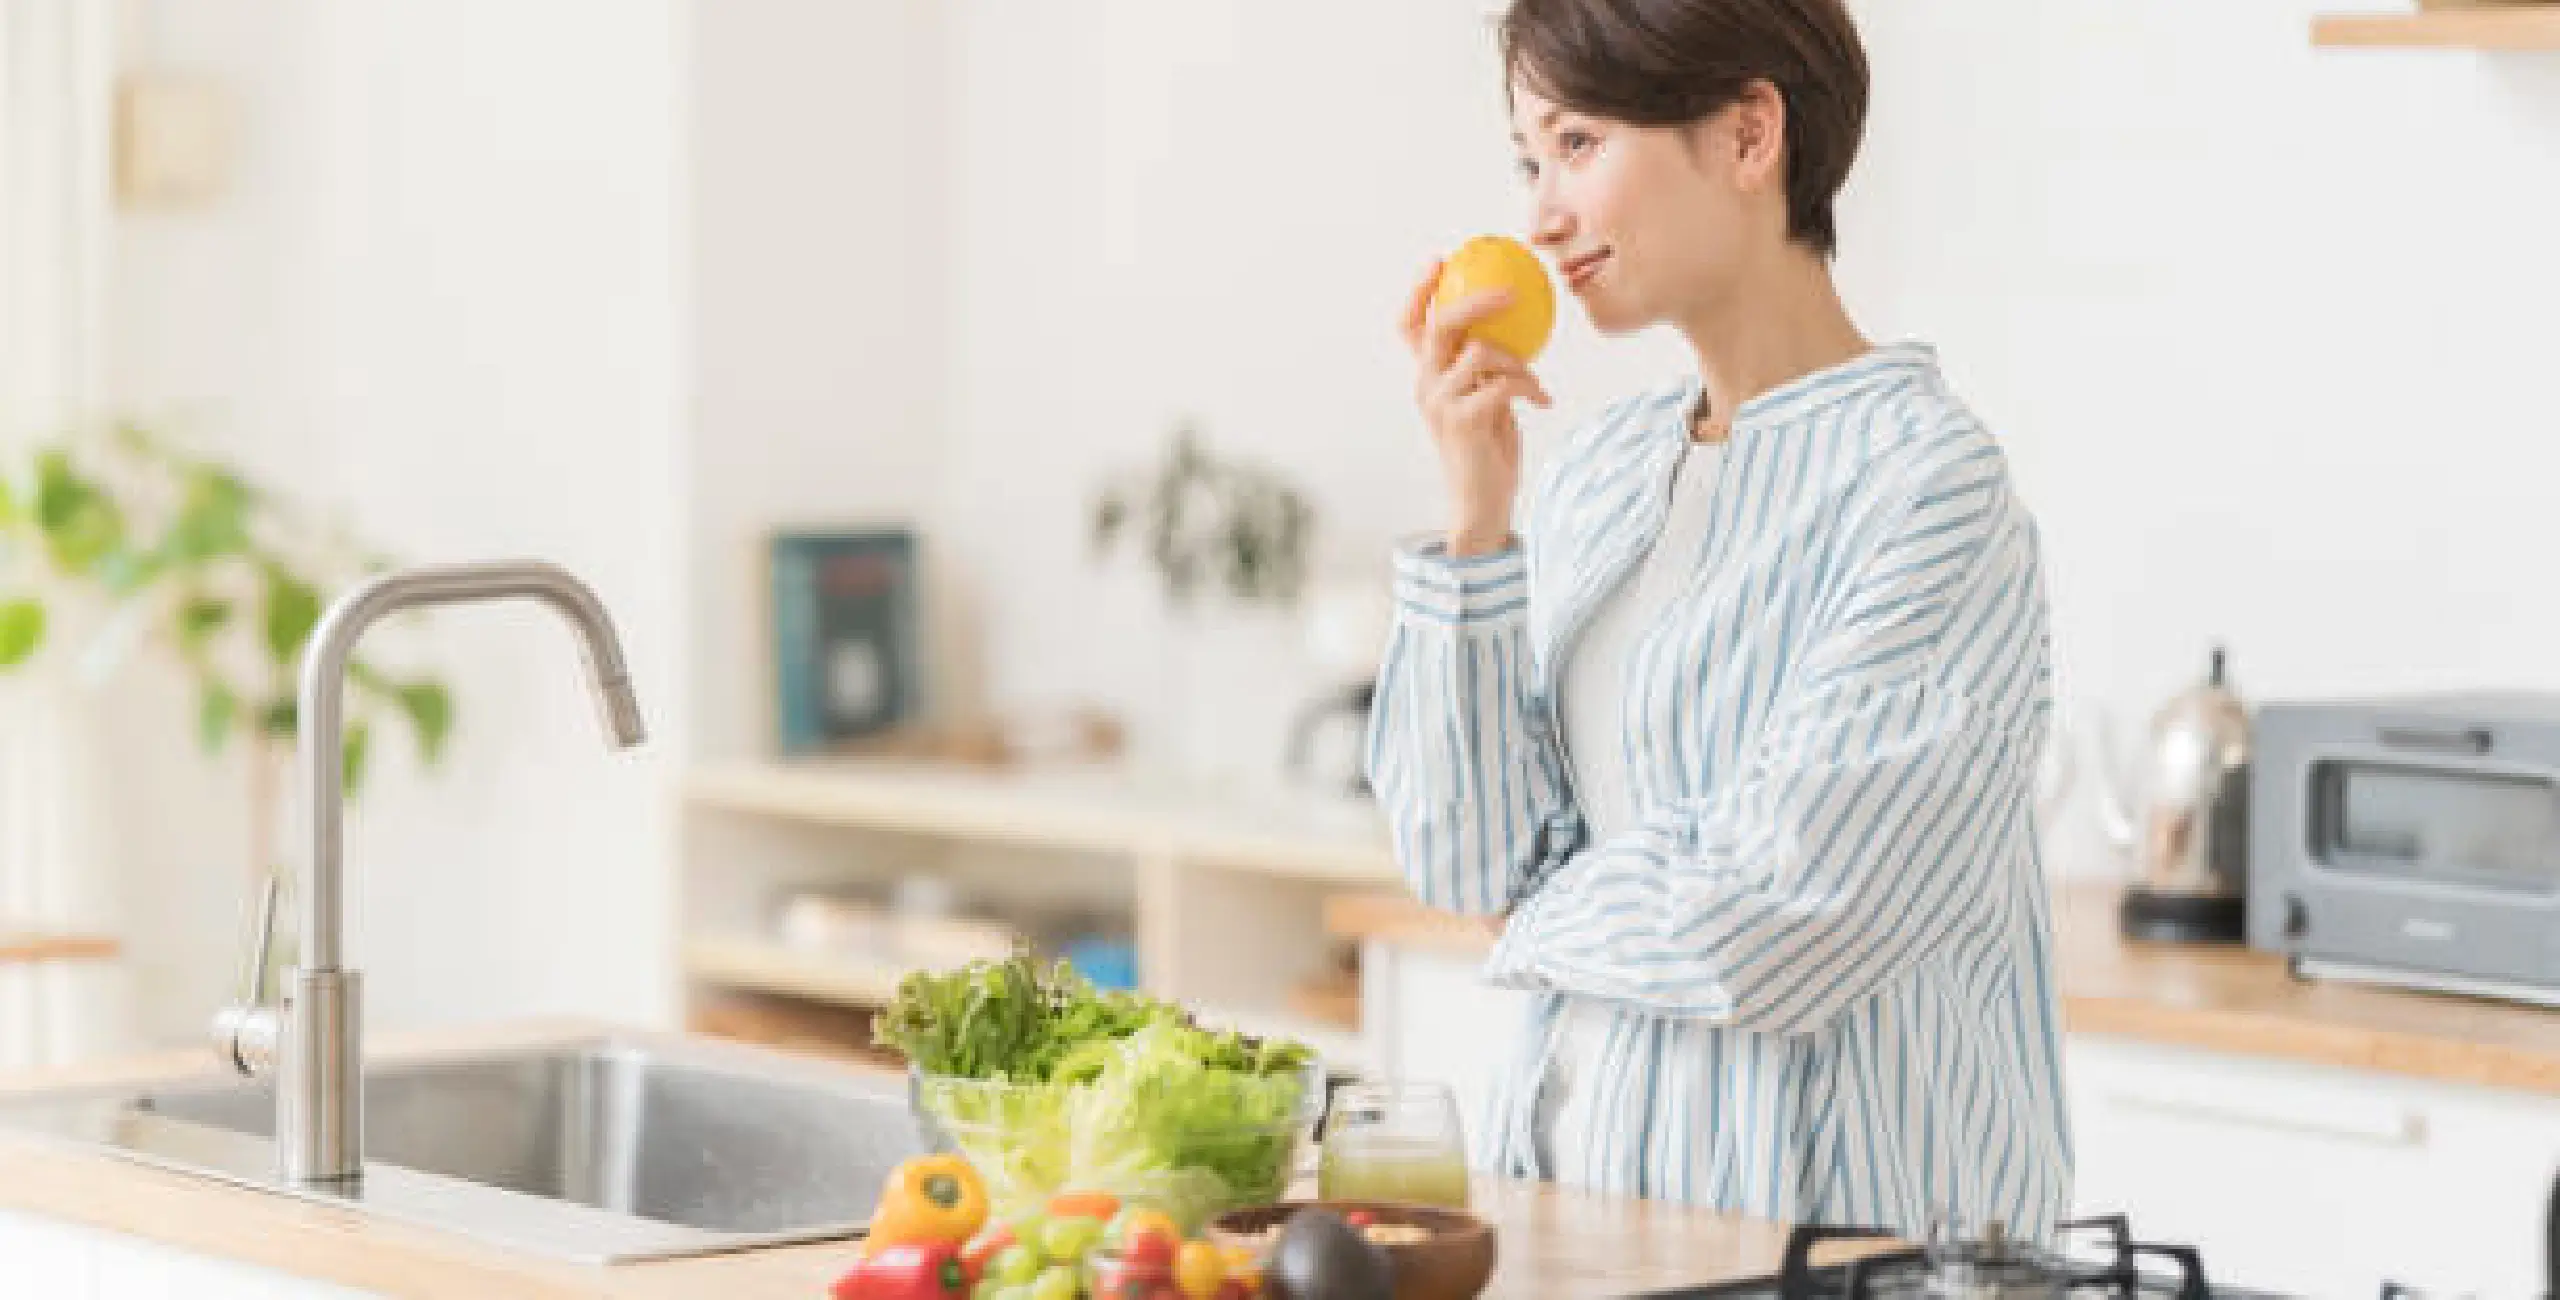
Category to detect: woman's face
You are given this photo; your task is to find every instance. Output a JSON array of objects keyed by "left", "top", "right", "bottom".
[{"left": 1509, "top": 80, "right": 1782, "bottom": 337}]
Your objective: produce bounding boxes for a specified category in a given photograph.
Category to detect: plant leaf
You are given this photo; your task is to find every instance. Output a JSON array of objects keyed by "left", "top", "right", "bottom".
[
  {"left": 259, "top": 696, "right": 297, "bottom": 739},
  {"left": 395, "top": 681, "right": 454, "bottom": 764},
  {"left": 262, "top": 566, "right": 322, "bottom": 665},
  {"left": 341, "top": 719, "right": 371, "bottom": 794},
  {"left": 0, "top": 599, "right": 46, "bottom": 669},
  {"left": 177, "top": 595, "right": 233, "bottom": 656},
  {"left": 33, "top": 451, "right": 125, "bottom": 574},
  {"left": 348, "top": 659, "right": 393, "bottom": 695},
  {"left": 94, "top": 545, "right": 161, "bottom": 596},
  {"left": 164, "top": 467, "right": 253, "bottom": 564},
  {"left": 198, "top": 680, "right": 239, "bottom": 753}
]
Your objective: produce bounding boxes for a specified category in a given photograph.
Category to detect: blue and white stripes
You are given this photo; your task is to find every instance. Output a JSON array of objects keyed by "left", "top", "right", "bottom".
[{"left": 1365, "top": 343, "right": 2072, "bottom": 1243}]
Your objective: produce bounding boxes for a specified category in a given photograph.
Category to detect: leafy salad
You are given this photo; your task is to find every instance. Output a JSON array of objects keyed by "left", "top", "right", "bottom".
[{"left": 878, "top": 952, "right": 1319, "bottom": 1231}]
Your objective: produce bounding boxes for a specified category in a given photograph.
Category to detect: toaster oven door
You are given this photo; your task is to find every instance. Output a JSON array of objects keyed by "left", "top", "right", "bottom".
[
  {"left": 2309, "top": 757, "right": 2560, "bottom": 896},
  {"left": 2274, "top": 745, "right": 2560, "bottom": 993}
]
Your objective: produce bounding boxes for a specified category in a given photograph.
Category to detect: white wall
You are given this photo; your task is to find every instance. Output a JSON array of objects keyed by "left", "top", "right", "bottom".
[
  {"left": 1840, "top": 0, "right": 2560, "bottom": 867},
  {"left": 932, "top": 0, "right": 2560, "bottom": 863},
  {"left": 691, "top": 0, "right": 948, "bottom": 762},
  {"left": 934, "top": 1, "right": 1694, "bottom": 777},
  {"left": 106, "top": 0, "right": 690, "bottom": 1041},
  {"left": 92, "top": 0, "right": 2560, "bottom": 1041}
]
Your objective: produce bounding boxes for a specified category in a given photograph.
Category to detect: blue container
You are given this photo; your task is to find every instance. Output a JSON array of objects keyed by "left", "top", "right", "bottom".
[{"left": 1062, "top": 937, "right": 1138, "bottom": 991}]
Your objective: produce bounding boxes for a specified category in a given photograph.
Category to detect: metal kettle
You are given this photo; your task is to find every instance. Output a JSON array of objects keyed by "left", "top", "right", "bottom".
[{"left": 2097, "top": 646, "right": 2253, "bottom": 943}]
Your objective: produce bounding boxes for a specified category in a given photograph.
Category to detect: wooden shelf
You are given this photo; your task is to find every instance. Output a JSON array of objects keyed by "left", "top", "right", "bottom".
[
  {"left": 1191, "top": 1000, "right": 1374, "bottom": 1075},
  {"left": 682, "top": 935, "right": 1376, "bottom": 1073},
  {"left": 0, "top": 926, "right": 117, "bottom": 965},
  {"left": 2314, "top": 7, "right": 2560, "bottom": 49},
  {"left": 686, "top": 758, "right": 1399, "bottom": 885},
  {"left": 682, "top": 759, "right": 1398, "bottom": 1077},
  {"left": 688, "top": 991, "right": 901, "bottom": 1069},
  {"left": 682, "top": 935, "right": 908, "bottom": 1009}
]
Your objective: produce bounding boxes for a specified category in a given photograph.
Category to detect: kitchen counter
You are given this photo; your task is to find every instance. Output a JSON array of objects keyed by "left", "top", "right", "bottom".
[
  {"left": 1328, "top": 880, "right": 2560, "bottom": 1096},
  {"left": 0, "top": 1020, "right": 1866, "bottom": 1299}
]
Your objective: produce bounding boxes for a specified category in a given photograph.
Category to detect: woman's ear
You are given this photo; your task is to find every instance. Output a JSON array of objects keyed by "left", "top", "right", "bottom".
[{"left": 1728, "top": 79, "right": 1788, "bottom": 193}]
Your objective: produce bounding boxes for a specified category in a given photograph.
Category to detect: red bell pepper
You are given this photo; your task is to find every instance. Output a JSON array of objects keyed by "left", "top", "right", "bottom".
[{"left": 829, "top": 1240, "right": 971, "bottom": 1300}]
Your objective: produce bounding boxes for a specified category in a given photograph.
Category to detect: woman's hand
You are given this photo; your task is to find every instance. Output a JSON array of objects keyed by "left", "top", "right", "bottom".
[{"left": 1402, "top": 260, "right": 1551, "bottom": 558}]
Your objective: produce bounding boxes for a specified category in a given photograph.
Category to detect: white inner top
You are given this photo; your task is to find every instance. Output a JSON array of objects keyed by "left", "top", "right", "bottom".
[{"left": 1561, "top": 437, "right": 1730, "bottom": 847}]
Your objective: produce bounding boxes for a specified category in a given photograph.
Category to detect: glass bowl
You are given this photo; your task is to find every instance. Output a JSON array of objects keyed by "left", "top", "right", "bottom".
[{"left": 908, "top": 1057, "right": 1325, "bottom": 1234}]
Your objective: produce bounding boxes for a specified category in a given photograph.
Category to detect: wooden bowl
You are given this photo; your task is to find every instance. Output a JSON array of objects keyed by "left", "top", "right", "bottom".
[{"left": 1208, "top": 1200, "right": 1496, "bottom": 1300}]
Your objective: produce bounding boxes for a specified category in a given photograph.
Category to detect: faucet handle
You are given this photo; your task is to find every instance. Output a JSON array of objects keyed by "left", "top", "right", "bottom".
[
  {"left": 237, "top": 868, "right": 282, "bottom": 1002},
  {"left": 210, "top": 869, "right": 284, "bottom": 1077}
]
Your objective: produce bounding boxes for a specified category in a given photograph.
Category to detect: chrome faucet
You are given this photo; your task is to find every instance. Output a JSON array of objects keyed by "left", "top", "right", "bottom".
[{"left": 212, "top": 560, "right": 647, "bottom": 1183}]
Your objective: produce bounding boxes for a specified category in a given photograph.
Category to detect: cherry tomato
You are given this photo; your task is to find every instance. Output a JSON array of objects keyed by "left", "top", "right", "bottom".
[{"left": 1105, "top": 1206, "right": 1183, "bottom": 1264}]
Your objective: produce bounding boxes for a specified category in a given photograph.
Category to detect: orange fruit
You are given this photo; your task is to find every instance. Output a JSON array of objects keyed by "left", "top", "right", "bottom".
[{"left": 1431, "top": 234, "right": 1555, "bottom": 363}]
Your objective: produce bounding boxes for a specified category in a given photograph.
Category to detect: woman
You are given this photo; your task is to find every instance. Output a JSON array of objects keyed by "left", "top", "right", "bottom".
[{"left": 1366, "top": 0, "right": 2070, "bottom": 1241}]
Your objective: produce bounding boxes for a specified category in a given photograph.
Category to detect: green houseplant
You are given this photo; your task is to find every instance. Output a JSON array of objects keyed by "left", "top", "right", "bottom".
[
  {"left": 0, "top": 423, "right": 457, "bottom": 938},
  {"left": 1090, "top": 421, "right": 1315, "bottom": 787},
  {"left": 1089, "top": 420, "right": 1313, "bottom": 610}
]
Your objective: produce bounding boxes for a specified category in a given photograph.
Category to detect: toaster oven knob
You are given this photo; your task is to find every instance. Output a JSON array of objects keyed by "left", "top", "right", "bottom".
[{"left": 2283, "top": 893, "right": 2309, "bottom": 940}]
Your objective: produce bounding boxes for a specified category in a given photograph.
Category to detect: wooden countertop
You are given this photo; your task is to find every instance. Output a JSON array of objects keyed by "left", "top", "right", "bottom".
[
  {"left": 0, "top": 1020, "right": 1867, "bottom": 1298},
  {"left": 0, "top": 924, "right": 117, "bottom": 964},
  {"left": 1329, "top": 881, "right": 2560, "bottom": 1096}
]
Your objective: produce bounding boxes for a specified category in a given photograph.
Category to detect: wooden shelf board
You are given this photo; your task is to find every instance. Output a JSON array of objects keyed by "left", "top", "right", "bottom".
[
  {"left": 1192, "top": 1001, "right": 1374, "bottom": 1075},
  {"left": 684, "top": 935, "right": 1375, "bottom": 1073},
  {"left": 685, "top": 759, "right": 1399, "bottom": 885},
  {"left": 2314, "top": 8, "right": 2560, "bottom": 49},
  {"left": 0, "top": 927, "right": 118, "bottom": 965},
  {"left": 682, "top": 935, "right": 907, "bottom": 1009}
]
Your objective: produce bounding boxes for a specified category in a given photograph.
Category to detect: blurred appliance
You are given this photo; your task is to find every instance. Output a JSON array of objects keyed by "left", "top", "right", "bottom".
[
  {"left": 2251, "top": 691, "right": 2560, "bottom": 1007},
  {"left": 2099, "top": 647, "right": 2254, "bottom": 943},
  {"left": 1287, "top": 681, "right": 1375, "bottom": 797},
  {"left": 1288, "top": 577, "right": 1391, "bottom": 797}
]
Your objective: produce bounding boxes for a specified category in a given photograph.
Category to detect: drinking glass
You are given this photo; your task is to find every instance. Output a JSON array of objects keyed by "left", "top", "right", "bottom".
[{"left": 1316, "top": 1081, "right": 1470, "bottom": 1208}]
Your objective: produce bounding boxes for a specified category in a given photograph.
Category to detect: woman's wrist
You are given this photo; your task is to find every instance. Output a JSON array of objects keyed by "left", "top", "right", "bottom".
[{"left": 1446, "top": 521, "right": 1516, "bottom": 557}]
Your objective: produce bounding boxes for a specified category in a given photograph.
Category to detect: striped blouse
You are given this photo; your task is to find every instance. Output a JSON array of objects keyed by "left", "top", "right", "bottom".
[{"left": 1364, "top": 342, "right": 2072, "bottom": 1243}]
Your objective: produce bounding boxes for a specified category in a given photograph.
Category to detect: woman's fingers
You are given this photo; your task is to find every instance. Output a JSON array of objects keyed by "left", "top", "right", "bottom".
[
  {"left": 1399, "top": 260, "right": 1444, "bottom": 354},
  {"left": 1435, "top": 342, "right": 1549, "bottom": 409},
  {"left": 1451, "top": 373, "right": 1548, "bottom": 420},
  {"left": 1438, "top": 342, "right": 1500, "bottom": 399},
  {"left": 1423, "top": 289, "right": 1516, "bottom": 372}
]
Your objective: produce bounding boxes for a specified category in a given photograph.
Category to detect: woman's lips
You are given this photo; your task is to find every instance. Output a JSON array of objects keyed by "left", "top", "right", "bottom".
[{"left": 1561, "top": 249, "right": 1611, "bottom": 291}]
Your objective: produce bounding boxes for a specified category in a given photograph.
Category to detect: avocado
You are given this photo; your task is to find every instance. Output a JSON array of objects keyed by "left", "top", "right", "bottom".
[{"left": 1268, "top": 1208, "right": 1394, "bottom": 1300}]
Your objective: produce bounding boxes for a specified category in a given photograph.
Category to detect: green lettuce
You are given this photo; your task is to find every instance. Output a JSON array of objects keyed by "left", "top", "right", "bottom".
[{"left": 881, "top": 953, "right": 1318, "bottom": 1231}]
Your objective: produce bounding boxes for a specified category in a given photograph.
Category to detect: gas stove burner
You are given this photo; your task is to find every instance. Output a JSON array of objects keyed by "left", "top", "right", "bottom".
[
  {"left": 1823, "top": 1213, "right": 2207, "bottom": 1299},
  {"left": 1621, "top": 1211, "right": 2280, "bottom": 1299}
]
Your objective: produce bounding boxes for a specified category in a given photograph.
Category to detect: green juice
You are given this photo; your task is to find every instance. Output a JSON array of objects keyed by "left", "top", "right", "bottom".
[{"left": 1316, "top": 1134, "right": 1471, "bottom": 1208}]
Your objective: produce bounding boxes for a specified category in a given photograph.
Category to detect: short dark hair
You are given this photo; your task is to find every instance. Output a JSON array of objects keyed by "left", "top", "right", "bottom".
[{"left": 1500, "top": 0, "right": 1870, "bottom": 258}]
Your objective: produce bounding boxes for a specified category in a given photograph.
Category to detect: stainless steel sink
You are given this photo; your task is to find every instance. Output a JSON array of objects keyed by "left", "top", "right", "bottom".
[
  {"left": 0, "top": 1035, "right": 930, "bottom": 1264},
  {"left": 0, "top": 569, "right": 943, "bottom": 1264}
]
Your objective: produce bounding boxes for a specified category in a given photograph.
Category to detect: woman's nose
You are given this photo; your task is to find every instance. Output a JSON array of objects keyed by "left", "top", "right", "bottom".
[{"left": 1529, "top": 188, "right": 1574, "bottom": 251}]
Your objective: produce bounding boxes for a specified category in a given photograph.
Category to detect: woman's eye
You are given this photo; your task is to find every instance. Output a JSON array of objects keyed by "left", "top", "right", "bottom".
[{"left": 1558, "top": 130, "right": 1595, "bottom": 157}]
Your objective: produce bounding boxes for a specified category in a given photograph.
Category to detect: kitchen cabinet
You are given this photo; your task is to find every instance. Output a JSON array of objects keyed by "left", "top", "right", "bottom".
[
  {"left": 678, "top": 760, "right": 1384, "bottom": 1072},
  {"left": 1364, "top": 947, "right": 2560, "bottom": 1295},
  {"left": 0, "top": 1208, "right": 373, "bottom": 1299},
  {"left": 2068, "top": 1033, "right": 2560, "bottom": 1297}
]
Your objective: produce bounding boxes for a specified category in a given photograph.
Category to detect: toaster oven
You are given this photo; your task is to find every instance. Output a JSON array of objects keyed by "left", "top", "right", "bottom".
[{"left": 2248, "top": 692, "right": 2560, "bottom": 1005}]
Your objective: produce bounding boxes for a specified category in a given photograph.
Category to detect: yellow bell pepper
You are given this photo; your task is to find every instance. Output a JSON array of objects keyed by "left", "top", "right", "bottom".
[{"left": 863, "top": 1155, "right": 988, "bottom": 1256}]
